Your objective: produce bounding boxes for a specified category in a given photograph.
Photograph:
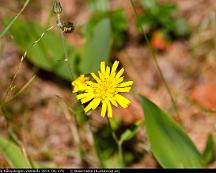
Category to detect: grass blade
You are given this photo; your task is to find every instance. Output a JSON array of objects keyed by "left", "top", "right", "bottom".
[
  {"left": 0, "top": 137, "right": 31, "bottom": 168},
  {"left": 0, "top": 0, "right": 31, "bottom": 39}
]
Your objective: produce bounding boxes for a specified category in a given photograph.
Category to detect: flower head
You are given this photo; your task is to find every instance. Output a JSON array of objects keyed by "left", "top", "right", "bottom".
[
  {"left": 73, "top": 61, "right": 133, "bottom": 118},
  {"left": 72, "top": 74, "right": 89, "bottom": 93}
]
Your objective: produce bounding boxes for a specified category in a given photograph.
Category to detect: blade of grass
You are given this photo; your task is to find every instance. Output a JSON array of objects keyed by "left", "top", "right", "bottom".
[
  {"left": 210, "top": 11, "right": 216, "bottom": 60},
  {"left": 6, "top": 75, "right": 36, "bottom": 102},
  {"left": 56, "top": 96, "right": 84, "bottom": 165},
  {"left": 130, "top": 0, "right": 181, "bottom": 123},
  {"left": 3, "top": 25, "right": 54, "bottom": 101},
  {"left": 8, "top": 127, "right": 34, "bottom": 168},
  {"left": 0, "top": 0, "right": 31, "bottom": 39},
  {"left": 0, "top": 136, "right": 31, "bottom": 168}
]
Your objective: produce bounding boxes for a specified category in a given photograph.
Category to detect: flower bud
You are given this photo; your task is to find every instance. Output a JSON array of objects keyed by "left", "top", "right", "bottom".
[{"left": 53, "top": 0, "right": 62, "bottom": 14}]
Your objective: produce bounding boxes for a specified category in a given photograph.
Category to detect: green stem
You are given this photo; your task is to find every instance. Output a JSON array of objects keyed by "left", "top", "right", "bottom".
[
  {"left": 58, "top": 98, "right": 84, "bottom": 165},
  {"left": 118, "top": 142, "right": 124, "bottom": 167},
  {"left": 106, "top": 117, "right": 125, "bottom": 167},
  {"left": 130, "top": 0, "right": 182, "bottom": 123},
  {"left": 57, "top": 14, "right": 76, "bottom": 81},
  {"left": 85, "top": 120, "right": 105, "bottom": 167}
]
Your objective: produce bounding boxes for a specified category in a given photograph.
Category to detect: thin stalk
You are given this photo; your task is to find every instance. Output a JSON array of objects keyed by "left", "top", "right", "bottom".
[
  {"left": 106, "top": 117, "right": 125, "bottom": 167},
  {"left": 85, "top": 120, "right": 105, "bottom": 167},
  {"left": 210, "top": 11, "right": 216, "bottom": 59},
  {"left": 186, "top": 13, "right": 210, "bottom": 76},
  {"left": 118, "top": 141, "right": 124, "bottom": 168},
  {"left": 6, "top": 75, "right": 36, "bottom": 103},
  {"left": 3, "top": 25, "right": 54, "bottom": 101},
  {"left": 54, "top": 1, "right": 101, "bottom": 167},
  {"left": 57, "top": 14, "right": 76, "bottom": 80},
  {"left": 0, "top": 0, "right": 31, "bottom": 39},
  {"left": 8, "top": 127, "right": 33, "bottom": 168},
  {"left": 56, "top": 96, "right": 84, "bottom": 165},
  {"left": 130, "top": 0, "right": 181, "bottom": 123}
]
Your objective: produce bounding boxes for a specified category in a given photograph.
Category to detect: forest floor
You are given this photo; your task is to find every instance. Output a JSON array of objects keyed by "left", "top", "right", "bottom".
[{"left": 0, "top": 0, "right": 216, "bottom": 168}]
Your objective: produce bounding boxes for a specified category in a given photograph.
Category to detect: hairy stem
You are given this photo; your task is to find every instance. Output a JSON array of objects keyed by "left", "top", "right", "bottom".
[{"left": 130, "top": 0, "right": 182, "bottom": 123}]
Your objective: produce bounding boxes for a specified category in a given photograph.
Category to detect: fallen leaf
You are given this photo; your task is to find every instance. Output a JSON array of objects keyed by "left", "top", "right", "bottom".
[{"left": 189, "top": 83, "right": 216, "bottom": 110}]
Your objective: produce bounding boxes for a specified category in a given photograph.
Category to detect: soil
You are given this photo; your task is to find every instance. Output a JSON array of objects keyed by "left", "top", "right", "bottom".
[{"left": 0, "top": 0, "right": 216, "bottom": 168}]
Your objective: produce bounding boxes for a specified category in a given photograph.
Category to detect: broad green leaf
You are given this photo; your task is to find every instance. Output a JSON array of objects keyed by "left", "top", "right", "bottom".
[
  {"left": 83, "top": 9, "right": 126, "bottom": 50},
  {"left": 202, "top": 134, "right": 215, "bottom": 165},
  {"left": 140, "top": 96, "right": 204, "bottom": 168},
  {"left": 4, "top": 18, "right": 77, "bottom": 81},
  {"left": 0, "top": 137, "right": 31, "bottom": 168},
  {"left": 119, "top": 121, "right": 142, "bottom": 144},
  {"left": 79, "top": 17, "right": 112, "bottom": 73}
]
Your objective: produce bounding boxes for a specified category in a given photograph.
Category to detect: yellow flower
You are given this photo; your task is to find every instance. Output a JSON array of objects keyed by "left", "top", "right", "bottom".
[
  {"left": 72, "top": 74, "right": 89, "bottom": 93},
  {"left": 73, "top": 61, "right": 133, "bottom": 118}
]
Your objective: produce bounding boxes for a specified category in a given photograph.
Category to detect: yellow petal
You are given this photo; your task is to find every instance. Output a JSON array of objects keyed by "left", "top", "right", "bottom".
[
  {"left": 101, "top": 101, "right": 107, "bottom": 117},
  {"left": 118, "top": 81, "right": 133, "bottom": 87},
  {"left": 77, "top": 93, "right": 93, "bottom": 100},
  {"left": 115, "top": 68, "right": 124, "bottom": 79},
  {"left": 92, "top": 98, "right": 101, "bottom": 110},
  {"left": 111, "top": 61, "right": 119, "bottom": 74},
  {"left": 107, "top": 101, "right": 113, "bottom": 118},
  {"left": 72, "top": 86, "right": 78, "bottom": 93},
  {"left": 81, "top": 94, "right": 94, "bottom": 104},
  {"left": 86, "top": 81, "right": 95, "bottom": 86},
  {"left": 98, "top": 71, "right": 105, "bottom": 81},
  {"left": 105, "top": 66, "right": 110, "bottom": 77},
  {"left": 84, "top": 98, "right": 101, "bottom": 112},
  {"left": 100, "top": 61, "right": 106, "bottom": 74},
  {"left": 116, "top": 101, "right": 128, "bottom": 108},
  {"left": 110, "top": 98, "right": 118, "bottom": 107},
  {"left": 91, "top": 73, "right": 100, "bottom": 83},
  {"left": 117, "top": 87, "right": 131, "bottom": 93},
  {"left": 115, "top": 94, "right": 130, "bottom": 108},
  {"left": 116, "top": 77, "right": 124, "bottom": 84}
]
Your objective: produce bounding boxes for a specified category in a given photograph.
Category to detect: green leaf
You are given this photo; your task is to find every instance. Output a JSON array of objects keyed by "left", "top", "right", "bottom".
[
  {"left": 119, "top": 121, "right": 142, "bottom": 144},
  {"left": 4, "top": 18, "right": 77, "bottom": 81},
  {"left": 0, "top": 137, "right": 31, "bottom": 168},
  {"left": 141, "top": 0, "right": 157, "bottom": 11},
  {"left": 110, "top": 9, "right": 128, "bottom": 50},
  {"left": 136, "top": 15, "right": 152, "bottom": 31},
  {"left": 202, "top": 134, "right": 215, "bottom": 165},
  {"left": 79, "top": 17, "right": 112, "bottom": 74},
  {"left": 86, "top": 0, "right": 109, "bottom": 12},
  {"left": 110, "top": 9, "right": 128, "bottom": 33},
  {"left": 84, "top": 9, "right": 126, "bottom": 51},
  {"left": 174, "top": 18, "right": 189, "bottom": 37},
  {"left": 140, "top": 96, "right": 204, "bottom": 168},
  {"left": 158, "top": 4, "right": 177, "bottom": 17}
]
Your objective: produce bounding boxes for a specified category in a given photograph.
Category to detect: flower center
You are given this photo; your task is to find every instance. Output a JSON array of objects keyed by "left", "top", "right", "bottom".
[{"left": 93, "top": 80, "right": 117, "bottom": 100}]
